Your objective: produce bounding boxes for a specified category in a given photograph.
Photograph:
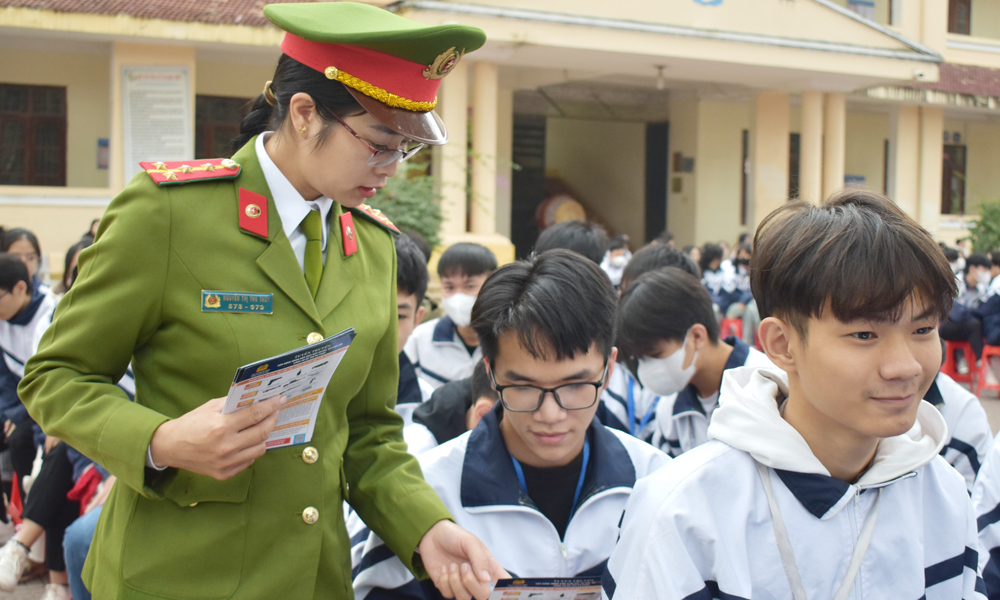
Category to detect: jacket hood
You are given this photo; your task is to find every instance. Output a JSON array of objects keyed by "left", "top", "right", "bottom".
[{"left": 707, "top": 366, "right": 947, "bottom": 487}]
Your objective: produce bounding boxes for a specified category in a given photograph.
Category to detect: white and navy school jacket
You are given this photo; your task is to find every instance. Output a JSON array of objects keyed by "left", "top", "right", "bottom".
[
  {"left": 598, "top": 364, "right": 657, "bottom": 442},
  {"left": 395, "top": 352, "right": 434, "bottom": 427},
  {"left": 604, "top": 366, "right": 986, "bottom": 600},
  {"left": 403, "top": 316, "right": 481, "bottom": 390},
  {"left": 925, "top": 372, "right": 993, "bottom": 493},
  {"left": 0, "top": 287, "right": 56, "bottom": 424},
  {"left": 651, "top": 337, "right": 774, "bottom": 457},
  {"left": 352, "top": 404, "right": 670, "bottom": 600},
  {"left": 973, "top": 433, "right": 1000, "bottom": 598}
]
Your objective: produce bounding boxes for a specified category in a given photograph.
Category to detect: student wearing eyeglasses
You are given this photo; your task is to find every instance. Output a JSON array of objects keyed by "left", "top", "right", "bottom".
[
  {"left": 18, "top": 4, "right": 506, "bottom": 599},
  {"left": 353, "top": 250, "right": 670, "bottom": 600}
]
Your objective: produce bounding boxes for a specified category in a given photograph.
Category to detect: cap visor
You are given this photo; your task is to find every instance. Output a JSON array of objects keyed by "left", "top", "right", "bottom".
[{"left": 347, "top": 87, "right": 448, "bottom": 146}]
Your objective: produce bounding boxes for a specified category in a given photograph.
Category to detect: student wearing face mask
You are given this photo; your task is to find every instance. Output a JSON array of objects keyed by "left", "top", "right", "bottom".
[
  {"left": 405, "top": 243, "right": 497, "bottom": 390},
  {"left": 616, "top": 267, "right": 774, "bottom": 457},
  {"left": 354, "top": 250, "right": 668, "bottom": 599},
  {"left": 941, "top": 253, "right": 990, "bottom": 368},
  {"left": 599, "top": 236, "right": 631, "bottom": 289}
]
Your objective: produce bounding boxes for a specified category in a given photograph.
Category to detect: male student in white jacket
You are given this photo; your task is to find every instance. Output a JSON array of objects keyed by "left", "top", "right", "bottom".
[
  {"left": 972, "top": 432, "right": 1000, "bottom": 598},
  {"left": 354, "top": 250, "right": 669, "bottom": 599},
  {"left": 604, "top": 190, "right": 985, "bottom": 600},
  {"left": 615, "top": 267, "right": 774, "bottom": 457}
]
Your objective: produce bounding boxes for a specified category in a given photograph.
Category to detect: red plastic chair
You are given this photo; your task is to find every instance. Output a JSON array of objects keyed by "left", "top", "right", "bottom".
[
  {"left": 979, "top": 345, "right": 1000, "bottom": 395},
  {"left": 943, "top": 340, "right": 977, "bottom": 393},
  {"left": 720, "top": 318, "right": 743, "bottom": 340}
]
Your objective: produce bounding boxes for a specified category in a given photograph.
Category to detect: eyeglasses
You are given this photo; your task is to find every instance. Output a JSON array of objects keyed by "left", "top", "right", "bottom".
[
  {"left": 330, "top": 113, "right": 425, "bottom": 168},
  {"left": 489, "top": 361, "right": 609, "bottom": 413}
]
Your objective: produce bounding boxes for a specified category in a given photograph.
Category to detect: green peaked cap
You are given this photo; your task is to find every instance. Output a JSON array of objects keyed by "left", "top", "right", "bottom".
[{"left": 263, "top": 2, "right": 486, "bottom": 67}]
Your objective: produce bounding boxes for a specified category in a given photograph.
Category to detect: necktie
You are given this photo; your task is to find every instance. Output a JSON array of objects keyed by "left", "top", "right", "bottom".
[{"left": 301, "top": 209, "right": 323, "bottom": 297}]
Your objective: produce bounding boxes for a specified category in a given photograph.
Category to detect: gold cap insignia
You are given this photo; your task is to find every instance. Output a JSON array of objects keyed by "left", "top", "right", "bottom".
[{"left": 424, "top": 48, "right": 463, "bottom": 80}]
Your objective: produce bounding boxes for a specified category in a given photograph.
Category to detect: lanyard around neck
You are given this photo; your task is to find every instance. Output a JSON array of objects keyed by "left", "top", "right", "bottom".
[
  {"left": 626, "top": 374, "right": 659, "bottom": 436},
  {"left": 754, "top": 460, "right": 882, "bottom": 600},
  {"left": 510, "top": 436, "right": 591, "bottom": 517}
]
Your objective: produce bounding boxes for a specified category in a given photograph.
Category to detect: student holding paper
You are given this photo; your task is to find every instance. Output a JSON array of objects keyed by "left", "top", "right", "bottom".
[{"left": 18, "top": 4, "right": 503, "bottom": 599}]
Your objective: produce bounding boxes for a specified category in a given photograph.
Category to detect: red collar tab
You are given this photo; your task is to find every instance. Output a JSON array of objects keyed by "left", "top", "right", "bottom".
[
  {"left": 238, "top": 188, "right": 269, "bottom": 238},
  {"left": 340, "top": 212, "right": 358, "bottom": 257},
  {"left": 352, "top": 204, "right": 400, "bottom": 234},
  {"left": 281, "top": 34, "right": 443, "bottom": 112},
  {"left": 140, "top": 159, "right": 241, "bottom": 186}
]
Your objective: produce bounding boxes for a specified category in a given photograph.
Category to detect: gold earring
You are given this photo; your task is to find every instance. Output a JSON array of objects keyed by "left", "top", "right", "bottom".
[{"left": 299, "top": 126, "right": 307, "bottom": 134}]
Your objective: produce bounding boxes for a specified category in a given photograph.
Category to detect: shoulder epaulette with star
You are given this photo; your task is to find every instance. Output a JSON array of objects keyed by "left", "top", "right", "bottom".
[
  {"left": 140, "top": 159, "right": 242, "bottom": 187},
  {"left": 350, "top": 204, "right": 400, "bottom": 235}
]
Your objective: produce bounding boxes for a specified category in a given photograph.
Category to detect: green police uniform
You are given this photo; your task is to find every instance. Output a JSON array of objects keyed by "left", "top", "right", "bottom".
[{"left": 18, "top": 3, "right": 486, "bottom": 598}]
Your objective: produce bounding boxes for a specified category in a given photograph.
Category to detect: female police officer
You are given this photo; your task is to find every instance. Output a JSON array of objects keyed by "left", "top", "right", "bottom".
[{"left": 18, "top": 3, "right": 504, "bottom": 599}]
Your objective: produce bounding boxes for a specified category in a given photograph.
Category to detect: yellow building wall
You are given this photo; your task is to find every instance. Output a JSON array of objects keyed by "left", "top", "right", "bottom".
[
  {"left": 844, "top": 111, "right": 890, "bottom": 193},
  {"left": 0, "top": 46, "right": 111, "bottom": 188},
  {"left": 668, "top": 97, "right": 698, "bottom": 248},
  {"left": 695, "top": 100, "right": 750, "bottom": 247},
  {"left": 971, "top": 0, "right": 1000, "bottom": 39},
  {"left": 544, "top": 118, "right": 646, "bottom": 246},
  {"left": 196, "top": 59, "right": 277, "bottom": 100},
  {"left": 964, "top": 120, "right": 1000, "bottom": 213}
]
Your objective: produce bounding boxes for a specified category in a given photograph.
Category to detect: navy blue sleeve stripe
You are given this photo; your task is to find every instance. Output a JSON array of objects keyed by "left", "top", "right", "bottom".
[
  {"left": 416, "top": 365, "right": 450, "bottom": 384},
  {"left": 925, "top": 547, "right": 979, "bottom": 589},
  {"left": 976, "top": 575, "right": 988, "bottom": 596},
  {"left": 942, "top": 438, "right": 983, "bottom": 475},
  {"left": 666, "top": 438, "right": 682, "bottom": 448},
  {"left": 978, "top": 500, "right": 1000, "bottom": 532},
  {"left": 352, "top": 544, "right": 397, "bottom": 580},
  {"left": 351, "top": 527, "right": 372, "bottom": 547},
  {"left": 1, "top": 347, "right": 24, "bottom": 367},
  {"left": 681, "top": 581, "right": 750, "bottom": 600},
  {"left": 601, "top": 567, "right": 616, "bottom": 598},
  {"left": 984, "top": 547, "right": 1000, "bottom": 599},
  {"left": 604, "top": 389, "right": 627, "bottom": 407}
]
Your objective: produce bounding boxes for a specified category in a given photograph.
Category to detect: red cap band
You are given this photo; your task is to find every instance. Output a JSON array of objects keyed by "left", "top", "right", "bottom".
[{"left": 281, "top": 34, "right": 440, "bottom": 110}]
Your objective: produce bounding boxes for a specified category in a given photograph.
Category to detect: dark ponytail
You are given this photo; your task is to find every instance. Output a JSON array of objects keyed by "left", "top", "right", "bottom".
[{"left": 233, "top": 54, "right": 363, "bottom": 153}]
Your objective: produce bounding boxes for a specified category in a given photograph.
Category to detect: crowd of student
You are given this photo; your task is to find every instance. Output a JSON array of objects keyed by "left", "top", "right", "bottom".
[{"left": 4, "top": 188, "right": 1000, "bottom": 598}]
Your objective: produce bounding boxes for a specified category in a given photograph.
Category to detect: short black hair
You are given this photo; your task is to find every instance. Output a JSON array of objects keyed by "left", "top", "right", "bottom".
[
  {"left": 752, "top": 189, "right": 957, "bottom": 339},
  {"left": 472, "top": 249, "right": 618, "bottom": 363},
  {"left": 737, "top": 232, "right": 751, "bottom": 246},
  {"left": 0, "top": 253, "right": 31, "bottom": 295},
  {"left": 941, "top": 245, "right": 960, "bottom": 263},
  {"left": 609, "top": 234, "right": 629, "bottom": 252},
  {"left": 437, "top": 242, "right": 497, "bottom": 279},
  {"left": 396, "top": 233, "right": 429, "bottom": 305},
  {"left": 63, "top": 237, "right": 92, "bottom": 290},
  {"left": 618, "top": 267, "right": 719, "bottom": 357},
  {"left": 621, "top": 244, "right": 700, "bottom": 291},
  {"left": 699, "top": 243, "right": 724, "bottom": 272},
  {"left": 1, "top": 228, "right": 41, "bottom": 257},
  {"left": 655, "top": 231, "right": 674, "bottom": 245},
  {"left": 966, "top": 253, "right": 991, "bottom": 274},
  {"left": 400, "top": 227, "right": 433, "bottom": 263},
  {"left": 470, "top": 361, "right": 499, "bottom": 403},
  {"left": 990, "top": 251, "right": 1000, "bottom": 269},
  {"left": 534, "top": 220, "right": 609, "bottom": 265}
]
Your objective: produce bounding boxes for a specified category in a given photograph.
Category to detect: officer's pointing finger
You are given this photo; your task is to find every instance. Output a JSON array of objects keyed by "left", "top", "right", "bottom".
[{"left": 234, "top": 395, "right": 286, "bottom": 431}]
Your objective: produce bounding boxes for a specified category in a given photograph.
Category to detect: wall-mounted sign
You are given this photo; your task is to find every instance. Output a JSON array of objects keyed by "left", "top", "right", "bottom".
[
  {"left": 97, "top": 138, "right": 109, "bottom": 170},
  {"left": 122, "top": 66, "right": 193, "bottom": 182},
  {"left": 693, "top": 0, "right": 723, "bottom": 5}
]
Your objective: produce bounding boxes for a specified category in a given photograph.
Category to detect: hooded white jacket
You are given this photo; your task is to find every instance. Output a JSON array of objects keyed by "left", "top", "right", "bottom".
[
  {"left": 926, "top": 372, "right": 993, "bottom": 493},
  {"left": 603, "top": 366, "right": 986, "bottom": 600}
]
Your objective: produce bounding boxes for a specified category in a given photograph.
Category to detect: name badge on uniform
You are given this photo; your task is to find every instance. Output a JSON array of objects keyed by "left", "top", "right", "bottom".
[{"left": 202, "top": 291, "right": 273, "bottom": 314}]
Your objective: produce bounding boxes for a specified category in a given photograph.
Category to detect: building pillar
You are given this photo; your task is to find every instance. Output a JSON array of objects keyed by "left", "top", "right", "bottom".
[
  {"left": 471, "top": 61, "right": 498, "bottom": 235},
  {"left": 822, "top": 92, "right": 846, "bottom": 199},
  {"left": 918, "top": 106, "right": 944, "bottom": 234},
  {"left": 750, "top": 92, "right": 790, "bottom": 228},
  {"left": 890, "top": 105, "right": 920, "bottom": 218},
  {"left": 437, "top": 60, "right": 469, "bottom": 236},
  {"left": 799, "top": 91, "right": 824, "bottom": 203},
  {"left": 495, "top": 84, "right": 514, "bottom": 238}
]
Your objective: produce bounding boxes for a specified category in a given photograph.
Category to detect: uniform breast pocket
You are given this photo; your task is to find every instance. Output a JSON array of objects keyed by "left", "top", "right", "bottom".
[{"left": 121, "top": 469, "right": 252, "bottom": 599}]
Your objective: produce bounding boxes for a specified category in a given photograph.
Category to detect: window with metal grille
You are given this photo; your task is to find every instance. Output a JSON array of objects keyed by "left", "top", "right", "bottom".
[
  {"left": 196, "top": 95, "right": 250, "bottom": 159},
  {"left": 0, "top": 84, "right": 67, "bottom": 186}
]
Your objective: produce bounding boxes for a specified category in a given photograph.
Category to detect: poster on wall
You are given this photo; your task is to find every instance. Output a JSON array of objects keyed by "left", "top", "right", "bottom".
[{"left": 122, "top": 66, "right": 193, "bottom": 182}]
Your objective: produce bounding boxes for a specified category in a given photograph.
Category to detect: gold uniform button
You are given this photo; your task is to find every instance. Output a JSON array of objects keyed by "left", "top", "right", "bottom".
[
  {"left": 189, "top": 503, "right": 198, "bottom": 507},
  {"left": 302, "top": 447, "right": 318, "bottom": 464},
  {"left": 302, "top": 507, "right": 319, "bottom": 525},
  {"left": 307, "top": 332, "right": 323, "bottom": 344}
]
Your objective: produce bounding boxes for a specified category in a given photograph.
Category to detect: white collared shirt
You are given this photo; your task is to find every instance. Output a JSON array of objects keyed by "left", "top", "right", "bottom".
[{"left": 255, "top": 132, "right": 335, "bottom": 271}]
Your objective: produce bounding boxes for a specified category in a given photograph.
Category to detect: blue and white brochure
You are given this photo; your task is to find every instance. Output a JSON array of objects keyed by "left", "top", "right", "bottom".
[
  {"left": 222, "top": 328, "right": 356, "bottom": 449},
  {"left": 488, "top": 578, "right": 601, "bottom": 600}
]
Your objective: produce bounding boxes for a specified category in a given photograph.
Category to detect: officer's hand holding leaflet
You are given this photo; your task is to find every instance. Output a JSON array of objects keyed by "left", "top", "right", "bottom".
[
  {"left": 149, "top": 395, "right": 287, "bottom": 481},
  {"left": 418, "top": 520, "right": 509, "bottom": 600}
]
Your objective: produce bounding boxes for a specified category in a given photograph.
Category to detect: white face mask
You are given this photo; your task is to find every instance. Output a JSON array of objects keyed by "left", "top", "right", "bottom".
[
  {"left": 610, "top": 255, "right": 627, "bottom": 268},
  {"left": 637, "top": 332, "right": 698, "bottom": 397},
  {"left": 442, "top": 293, "right": 477, "bottom": 328},
  {"left": 978, "top": 270, "right": 992, "bottom": 286}
]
